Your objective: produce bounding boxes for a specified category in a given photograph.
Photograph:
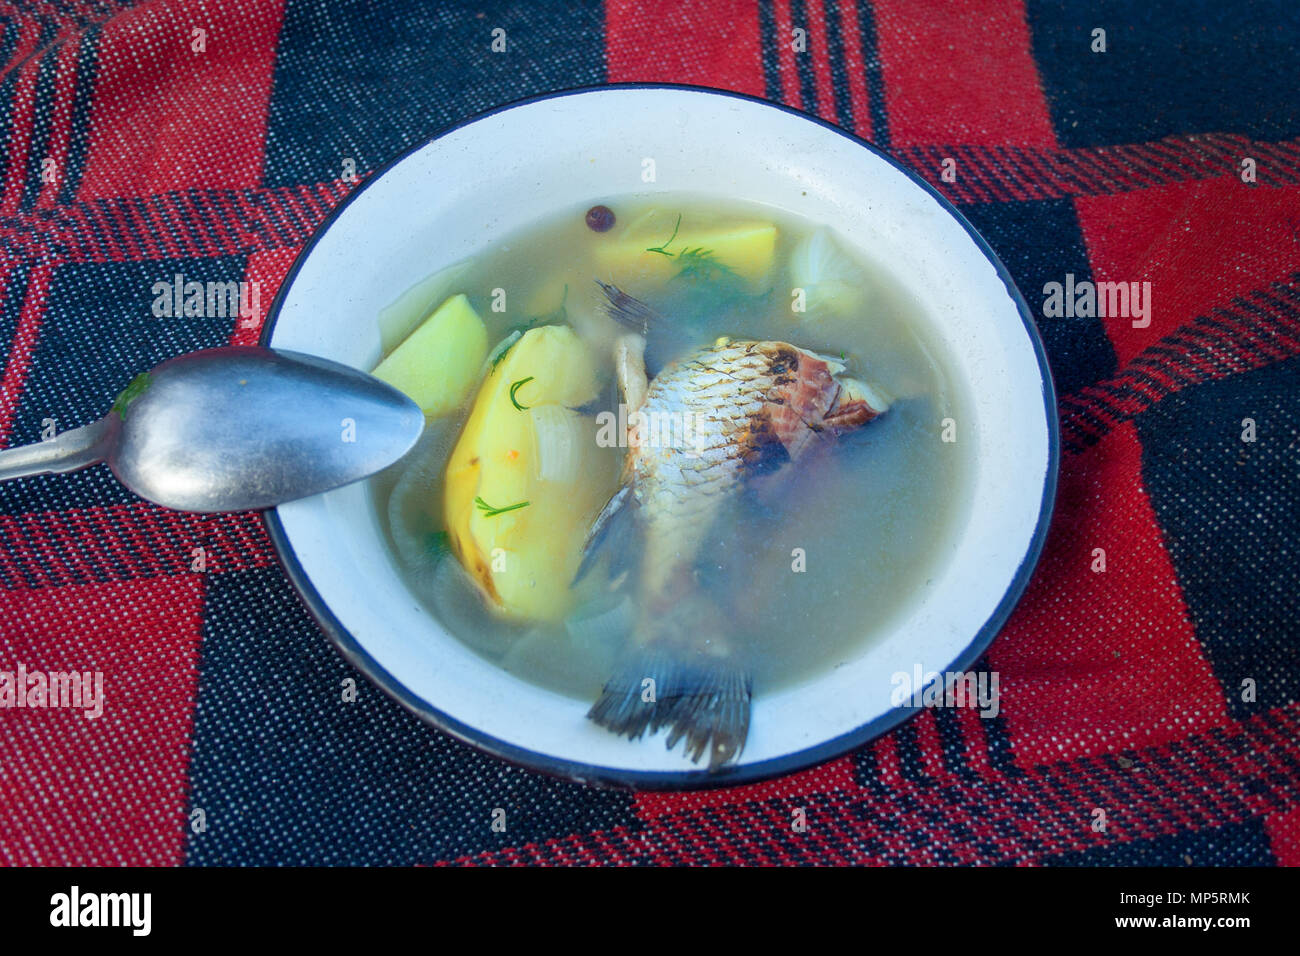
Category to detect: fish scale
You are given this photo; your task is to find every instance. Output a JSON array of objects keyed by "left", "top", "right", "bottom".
[{"left": 632, "top": 343, "right": 793, "bottom": 601}]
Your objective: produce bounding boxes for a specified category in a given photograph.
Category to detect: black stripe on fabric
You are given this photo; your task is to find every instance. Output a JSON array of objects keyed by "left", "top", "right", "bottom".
[
  {"left": 56, "top": 23, "right": 100, "bottom": 204},
  {"left": 932, "top": 706, "right": 977, "bottom": 780},
  {"left": 3, "top": 15, "right": 59, "bottom": 169},
  {"left": 19, "top": 42, "right": 59, "bottom": 209},
  {"left": 822, "top": 0, "right": 854, "bottom": 131},
  {"left": 146, "top": 193, "right": 189, "bottom": 257},
  {"left": 857, "top": 0, "right": 889, "bottom": 148},
  {"left": 90, "top": 196, "right": 138, "bottom": 258},
  {"left": 1124, "top": 364, "right": 1185, "bottom": 400},
  {"left": 1093, "top": 375, "right": 1173, "bottom": 407},
  {"left": 76, "top": 197, "right": 114, "bottom": 254},
  {"left": 1254, "top": 722, "right": 1300, "bottom": 783},
  {"left": 0, "top": 15, "right": 20, "bottom": 74},
  {"left": 264, "top": 185, "right": 311, "bottom": 241},
  {"left": 1249, "top": 290, "right": 1300, "bottom": 338},
  {"left": 248, "top": 188, "right": 296, "bottom": 247},
  {"left": 982, "top": 711, "right": 1025, "bottom": 779},
  {"left": 1267, "top": 277, "right": 1300, "bottom": 309},
  {"left": 0, "top": 68, "right": 24, "bottom": 186},
  {"left": 852, "top": 738, "right": 884, "bottom": 791},
  {"left": 892, "top": 718, "right": 927, "bottom": 783},
  {"left": 1105, "top": 752, "right": 1192, "bottom": 836},
  {"left": 174, "top": 191, "right": 219, "bottom": 257},
  {"left": 1236, "top": 298, "right": 1297, "bottom": 350},
  {"left": 1188, "top": 313, "right": 1255, "bottom": 362},
  {"left": 1062, "top": 397, "right": 1113, "bottom": 434},
  {"left": 1201, "top": 733, "right": 1294, "bottom": 816},
  {"left": 1197, "top": 316, "right": 1277, "bottom": 369},
  {"left": 1141, "top": 344, "right": 1206, "bottom": 385},
  {"left": 788, "top": 0, "right": 817, "bottom": 112},
  {"left": 757, "top": 0, "right": 781, "bottom": 103}
]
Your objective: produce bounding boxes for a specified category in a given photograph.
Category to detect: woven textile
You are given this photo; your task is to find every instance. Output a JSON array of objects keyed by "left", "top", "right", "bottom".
[{"left": 0, "top": 0, "right": 1297, "bottom": 866}]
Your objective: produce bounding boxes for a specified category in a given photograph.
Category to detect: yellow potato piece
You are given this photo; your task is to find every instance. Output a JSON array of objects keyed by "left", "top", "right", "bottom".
[
  {"left": 443, "top": 325, "right": 612, "bottom": 622},
  {"left": 372, "top": 293, "right": 488, "bottom": 416},
  {"left": 593, "top": 219, "right": 778, "bottom": 284}
]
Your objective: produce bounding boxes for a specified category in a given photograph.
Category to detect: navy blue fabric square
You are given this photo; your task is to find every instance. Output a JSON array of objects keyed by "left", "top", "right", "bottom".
[
  {"left": 0, "top": 256, "right": 246, "bottom": 515},
  {"left": 262, "top": 0, "right": 606, "bottom": 188},
  {"left": 0, "top": 261, "right": 28, "bottom": 362},
  {"left": 1049, "top": 818, "right": 1275, "bottom": 866},
  {"left": 1027, "top": 0, "right": 1300, "bottom": 147},
  {"left": 1135, "top": 356, "right": 1300, "bottom": 717},
  {"left": 184, "top": 568, "right": 637, "bottom": 865},
  {"left": 960, "top": 198, "right": 1117, "bottom": 397}
]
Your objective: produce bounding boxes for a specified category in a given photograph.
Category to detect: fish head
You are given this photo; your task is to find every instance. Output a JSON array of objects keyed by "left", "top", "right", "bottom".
[
  {"left": 785, "top": 345, "right": 890, "bottom": 430},
  {"left": 822, "top": 373, "right": 892, "bottom": 434},
  {"left": 759, "top": 343, "right": 890, "bottom": 459}
]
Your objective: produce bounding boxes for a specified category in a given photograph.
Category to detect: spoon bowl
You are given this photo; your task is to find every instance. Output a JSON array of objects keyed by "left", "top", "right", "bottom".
[{"left": 0, "top": 346, "right": 425, "bottom": 512}]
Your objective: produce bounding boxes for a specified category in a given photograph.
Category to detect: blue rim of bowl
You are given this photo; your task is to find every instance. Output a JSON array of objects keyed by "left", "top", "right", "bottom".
[{"left": 259, "top": 82, "right": 1060, "bottom": 791}]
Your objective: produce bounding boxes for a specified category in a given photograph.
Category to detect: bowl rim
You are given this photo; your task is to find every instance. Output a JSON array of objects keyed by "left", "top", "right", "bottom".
[{"left": 258, "top": 82, "right": 1060, "bottom": 791}]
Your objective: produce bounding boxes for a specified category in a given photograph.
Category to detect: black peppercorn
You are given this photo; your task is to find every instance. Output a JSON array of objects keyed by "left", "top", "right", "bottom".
[{"left": 585, "top": 205, "right": 615, "bottom": 232}]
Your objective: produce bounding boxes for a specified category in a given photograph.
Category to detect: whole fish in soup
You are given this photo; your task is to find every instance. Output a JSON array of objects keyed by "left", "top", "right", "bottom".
[{"left": 582, "top": 282, "right": 890, "bottom": 766}]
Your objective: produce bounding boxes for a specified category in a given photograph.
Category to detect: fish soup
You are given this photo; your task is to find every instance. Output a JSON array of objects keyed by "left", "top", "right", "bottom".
[{"left": 369, "top": 195, "right": 972, "bottom": 767}]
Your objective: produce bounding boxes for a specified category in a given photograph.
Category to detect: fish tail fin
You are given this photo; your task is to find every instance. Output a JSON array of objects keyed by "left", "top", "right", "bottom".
[{"left": 587, "top": 650, "right": 751, "bottom": 770}]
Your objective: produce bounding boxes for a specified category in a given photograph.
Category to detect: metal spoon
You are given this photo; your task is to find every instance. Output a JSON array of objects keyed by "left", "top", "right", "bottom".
[{"left": 0, "top": 346, "right": 425, "bottom": 512}]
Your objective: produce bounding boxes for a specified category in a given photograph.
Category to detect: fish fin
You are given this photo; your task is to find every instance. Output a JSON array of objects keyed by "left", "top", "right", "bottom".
[
  {"left": 595, "top": 279, "right": 658, "bottom": 334},
  {"left": 614, "top": 332, "right": 648, "bottom": 413},
  {"left": 588, "top": 651, "right": 751, "bottom": 770},
  {"left": 573, "top": 484, "right": 638, "bottom": 585}
]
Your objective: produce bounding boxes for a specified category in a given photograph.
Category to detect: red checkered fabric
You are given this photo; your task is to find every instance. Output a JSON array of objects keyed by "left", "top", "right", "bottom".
[{"left": 1, "top": 0, "right": 1296, "bottom": 866}]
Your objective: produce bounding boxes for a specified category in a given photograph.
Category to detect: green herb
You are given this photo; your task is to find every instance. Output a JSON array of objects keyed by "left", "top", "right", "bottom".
[
  {"left": 426, "top": 530, "right": 451, "bottom": 559},
  {"left": 674, "top": 247, "right": 741, "bottom": 283},
  {"left": 509, "top": 376, "right": 535, "bottom": 410},
  {"left": 645, "top": 213, "right": 682, "bottom": 256},
  {"left": 474, "top": 496, "right": 530, "bottom": 517},
  {"left": 111, "top": 372, "right": 152, "bottom": 420},
  {"left": 641, "top": 212, "right": 773, "bottom": 322},
  {"left": 488, "top": 330, "right": 523, "bottom": 371}
]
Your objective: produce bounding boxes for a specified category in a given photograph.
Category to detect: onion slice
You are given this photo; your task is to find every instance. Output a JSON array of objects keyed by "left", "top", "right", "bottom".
[
  {"left": 529, "top": 404, "right": 585, "bottom": 484},
  {"left": 789, "top": 226, "right": 868, "bottom": 317}
]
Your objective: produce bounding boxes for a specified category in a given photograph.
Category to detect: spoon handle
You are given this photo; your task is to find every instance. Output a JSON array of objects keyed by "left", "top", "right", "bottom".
[{"left": 0, "top": 418, "right": 114, "bottom": 481}]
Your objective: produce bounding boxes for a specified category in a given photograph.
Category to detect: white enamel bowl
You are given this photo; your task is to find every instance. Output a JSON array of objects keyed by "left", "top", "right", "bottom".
[{"left": 261, "top": 85, "right": 1058, "bottom": 789}]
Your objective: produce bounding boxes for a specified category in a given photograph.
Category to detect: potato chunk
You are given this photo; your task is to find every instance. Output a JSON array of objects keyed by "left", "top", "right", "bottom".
[
  {"left": 593, "top": 218, "right": 777, "bottom": 284},
  {"left": 372, "top": 293, "right": 488, "bottom": 416},
  {"left": 443, "top": 325, "right": 614, "bottom": 622}
]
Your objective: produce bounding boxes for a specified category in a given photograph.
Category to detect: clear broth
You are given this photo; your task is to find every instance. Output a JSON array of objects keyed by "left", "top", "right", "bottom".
[{"left": 371, "top": 195, "right": 973, "bottom": 701}]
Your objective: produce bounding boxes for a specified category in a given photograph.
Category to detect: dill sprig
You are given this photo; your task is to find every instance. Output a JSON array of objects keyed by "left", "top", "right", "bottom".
[
  {"left": 674, "top": 247, "right": 741, "bottom": 283},
  {"left": 645, "top": 213, "right": 682, "bottom": 256},
  {"left": 644, "top": 213, "right": 743, "bottom": 283},
  {"left": 487, "top": 330, "right": 522, "bottom": 371},
  {"left": 640, "top": 213, "right": 771, "bottom": 322},
  {"left": 475, "top": 496, "right": 529, "bottom": 517},
  {"left": 509, "top": 376, "right": 534, "bottom": 410}
]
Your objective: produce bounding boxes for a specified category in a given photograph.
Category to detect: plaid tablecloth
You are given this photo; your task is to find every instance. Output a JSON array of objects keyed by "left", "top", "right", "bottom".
[{"left": 0, "top": 0, "right": 1297, "bottom": 866}]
